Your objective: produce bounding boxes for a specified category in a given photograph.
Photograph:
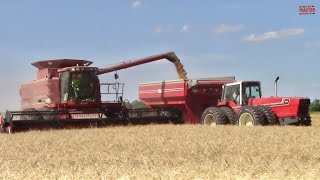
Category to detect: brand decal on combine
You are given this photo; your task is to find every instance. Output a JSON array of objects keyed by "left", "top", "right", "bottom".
[{"left": 299, "top": 5, "right": 316, "bottom": 15}]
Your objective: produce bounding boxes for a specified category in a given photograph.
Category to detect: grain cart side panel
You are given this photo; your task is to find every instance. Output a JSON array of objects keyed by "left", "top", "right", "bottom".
[{"left": 139, "top": 80, "right": 186, "bottom": 106}]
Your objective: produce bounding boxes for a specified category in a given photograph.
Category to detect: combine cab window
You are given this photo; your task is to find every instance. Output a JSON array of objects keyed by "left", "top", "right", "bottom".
[{"left": 60, "top": 71, "right": 97, "bottom": 102}]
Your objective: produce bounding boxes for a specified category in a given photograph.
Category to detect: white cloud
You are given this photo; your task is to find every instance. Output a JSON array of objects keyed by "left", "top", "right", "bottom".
[
  {"left": 245, "top": 28, "right": 304, "bottom": 42},
  {"left": 154, "top": 25, "right": 165, "bottom": 33},
  {"left": 132, "top": 0, "right": 141, "bottom": 8},
  {"left": 181, "top": 25, "right": 191, "bottom": 32},
  {"left": 213, "top": 24, "right": 244, "bottom": 34},
  {"left": 305, "top": 41, "right": 320, "bottom": 48}
]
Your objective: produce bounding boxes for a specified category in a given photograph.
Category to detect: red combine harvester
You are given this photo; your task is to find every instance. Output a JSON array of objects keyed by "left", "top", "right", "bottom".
[
  {"left": 139, "top": 77, "right": 311, "bottom": 126},
  {"left": 1, "top": 52, "right": 187, "bottom": 133}
]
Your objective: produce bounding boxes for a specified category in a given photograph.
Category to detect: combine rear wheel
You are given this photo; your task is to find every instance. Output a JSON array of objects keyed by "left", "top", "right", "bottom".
[
  {"left": 219, "top": 107, "right": 237, "bottom": 125},
  {"left": 238, "top": 106, "right": 267, "bottom": 126},
  {"left": 200, "top": 107, "right": 227, "bottom": 126},
  {"left": 257, "top": 105, "right": 279, "bottom": 125}
]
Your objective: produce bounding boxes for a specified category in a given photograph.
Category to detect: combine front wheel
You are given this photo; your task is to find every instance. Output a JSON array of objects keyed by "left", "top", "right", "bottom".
[
  {"left": 238, "top": 106, "right": 266, "bottom": 126},
  {"left": 200, "top": 107, "right": 227, "bottom": 126}
]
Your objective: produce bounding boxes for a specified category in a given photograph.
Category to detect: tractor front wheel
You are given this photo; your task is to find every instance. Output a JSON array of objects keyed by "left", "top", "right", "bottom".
[
  {"left": 200, "top": 107, "right": 227, "bottom": 126},
  {"left": 238, "top": 106, "right": 266, "bottom": 126}
]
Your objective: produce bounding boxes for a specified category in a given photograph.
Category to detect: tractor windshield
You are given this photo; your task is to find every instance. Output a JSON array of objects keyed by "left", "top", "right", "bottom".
[
  {"left": 242, "top": 82, "right": 261, "bottom": 105},
  {"left": 60, "top": 71, "right": 97, "bottom": 102}
]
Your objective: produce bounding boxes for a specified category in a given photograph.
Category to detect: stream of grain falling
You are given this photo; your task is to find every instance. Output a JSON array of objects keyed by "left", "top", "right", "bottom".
[{"left": 172, "top": 59, "right": 188, "bottom": 80}]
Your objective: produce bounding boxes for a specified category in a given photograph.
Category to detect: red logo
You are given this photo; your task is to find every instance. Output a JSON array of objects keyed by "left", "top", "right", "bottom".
[{"left": 299, "top": 5, "right": 316, "bottom": 15}]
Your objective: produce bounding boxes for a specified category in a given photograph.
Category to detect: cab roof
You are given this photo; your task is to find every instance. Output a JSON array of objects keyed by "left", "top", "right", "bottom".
[{"left": 32, "top": 59, "right": 93, "bottom": 70}]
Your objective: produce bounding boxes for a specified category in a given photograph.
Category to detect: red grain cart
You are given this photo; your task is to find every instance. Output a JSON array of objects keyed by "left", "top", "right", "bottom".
[{"left": 139, "top": 77, "right": 236, "bottom": 123}]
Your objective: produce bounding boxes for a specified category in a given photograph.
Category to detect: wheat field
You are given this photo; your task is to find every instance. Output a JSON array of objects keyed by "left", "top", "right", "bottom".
[{"left": 0, "top": 115, "right": 319, "bottom": 179}]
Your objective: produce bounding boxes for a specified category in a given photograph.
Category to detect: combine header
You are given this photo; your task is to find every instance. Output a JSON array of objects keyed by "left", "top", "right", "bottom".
[{"left": 1, "top": 52, "right": 187, "bottom": 133}]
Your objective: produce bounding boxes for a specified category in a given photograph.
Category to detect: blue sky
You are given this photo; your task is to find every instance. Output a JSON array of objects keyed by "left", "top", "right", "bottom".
[{"left": 0, "top": 0, "right": 319, "bottom": 111}]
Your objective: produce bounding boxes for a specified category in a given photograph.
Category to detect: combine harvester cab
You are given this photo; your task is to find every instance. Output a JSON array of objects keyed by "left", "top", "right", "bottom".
[{"left": 2, "top": 52, "right": 188, "bottom": 133}]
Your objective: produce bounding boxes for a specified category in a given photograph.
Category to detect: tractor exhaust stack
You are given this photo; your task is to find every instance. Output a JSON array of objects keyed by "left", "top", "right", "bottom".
[{"left": 274, "top": 76, "right": 279, "bottom": 97}]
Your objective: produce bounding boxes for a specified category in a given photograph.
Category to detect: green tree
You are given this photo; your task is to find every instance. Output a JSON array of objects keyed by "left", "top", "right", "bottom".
[
  {"left": 131, "top": 100, "right": 148, "bottom": 109},
  {"left": 310, "top": 99, "right": 320, "bottom": 112},
  {"left": 124, "top": 100, "right": 148, "bottom": 109}
]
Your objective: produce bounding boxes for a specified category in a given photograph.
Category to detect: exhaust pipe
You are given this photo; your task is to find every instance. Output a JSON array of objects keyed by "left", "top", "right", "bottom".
[{"left": 274, "top": 76, "right": 279, "bottom": 97}]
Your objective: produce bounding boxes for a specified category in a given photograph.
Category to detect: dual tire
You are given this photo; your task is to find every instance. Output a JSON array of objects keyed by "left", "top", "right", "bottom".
[
  {"left": 238, "top": 106, "right": 267, "bottom": 126},
  {"left": 200, "top": 107, "right": 227, "bottom": 126},
  {"left": 201, "top": 105, "right": 279, "bottom": 126}
]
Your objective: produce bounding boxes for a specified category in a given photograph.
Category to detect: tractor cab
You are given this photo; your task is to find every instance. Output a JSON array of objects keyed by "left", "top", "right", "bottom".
[
  {"left": 221, "top": 81, "right": 261, "bottom": 105},
  {"left": 58, "top": 66, "right": 99, "bottom": 103}
]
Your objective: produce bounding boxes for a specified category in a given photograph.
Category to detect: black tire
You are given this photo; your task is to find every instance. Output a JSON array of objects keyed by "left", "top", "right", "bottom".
[
  {"left": 200, "top": 107, "right": 227, "bottom": 126},
  {"left": 257, "top": 105, "right": 279, "bottom": 125},
  {"left": 238, "top": 106, "right": 267, "bottom": 126},
  {"left": 301, "top": 116, "right": 311, "bottom": 126},
  {"left": 219, "top": 107, "right": 237, "bottom": 125}
]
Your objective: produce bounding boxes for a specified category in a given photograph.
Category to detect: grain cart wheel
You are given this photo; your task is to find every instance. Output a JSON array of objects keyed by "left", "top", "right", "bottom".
[
  {"left": 200, "top": 107, "right": 227, "bottom": 126},
  {"left": 257, "top": 105, "right": 279, "bottom": 125},
  {"left": 219, "top": 107, "right": 237, "bottom": 125},
  {"left": 238, "top": 106, "right": 266, "bottom": 126}
]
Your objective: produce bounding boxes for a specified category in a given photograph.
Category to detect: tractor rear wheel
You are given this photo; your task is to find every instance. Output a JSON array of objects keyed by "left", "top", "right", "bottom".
[
  {"left": 300, "top": 116, "right": 311, "bottom": 126},
  {"left": 257, "top": 105, "right": 279, "bottom": 125},
  {"left": 238, "top": 106, "right": 267, "bottom": 126},
  {"left": 219, "top": 107, "right": 237, "bottom": 125},
  {"left": 200, "top": 107, "right": 227, "bottom": 126}
]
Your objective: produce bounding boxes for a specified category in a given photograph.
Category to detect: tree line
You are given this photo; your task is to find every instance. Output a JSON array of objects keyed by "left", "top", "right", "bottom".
[{"left": 310, "top": 99, "right": 320, "bottom": 112}]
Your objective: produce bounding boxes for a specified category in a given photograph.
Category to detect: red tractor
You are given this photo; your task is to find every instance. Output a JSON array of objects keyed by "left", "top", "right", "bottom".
[
  {"left": 139, "top": 77, "right": 311, "bottom": 126},
  {"left": 201, "top": 79, "right": 311, "bottom": 126},
  {"left": 1, "top": 52, "right": 187, "bottom": 133}
]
